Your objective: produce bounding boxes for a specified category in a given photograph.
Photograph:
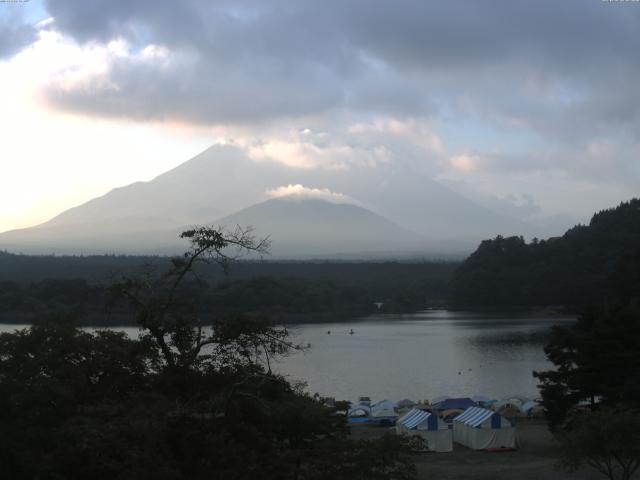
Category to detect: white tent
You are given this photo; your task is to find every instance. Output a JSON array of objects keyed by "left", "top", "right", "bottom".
[
  {"left": 453, "top": 406, "right": 516, "bottom": 450},
  {"left": 370, "top": 400, "right": 398, "bottom": 425},
  {"left": 347, "top": 404, "right": 371, "bottom": 424},
  {"left": 396, "top": 408, "right": 453, "bottom": 452}
]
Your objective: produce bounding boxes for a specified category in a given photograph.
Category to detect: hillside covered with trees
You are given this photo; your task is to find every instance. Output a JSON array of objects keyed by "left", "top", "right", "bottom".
[
  {"left": 450, "top": 198, "right": 640, "bottom": 309},
  {"left": 0, "top": 254, "right": 456, "bottom": 325}
]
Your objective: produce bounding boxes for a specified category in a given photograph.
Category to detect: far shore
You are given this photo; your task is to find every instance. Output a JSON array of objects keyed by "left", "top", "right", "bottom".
[{"left": 0, "top": 306, "right": 577, "bottom": 328}]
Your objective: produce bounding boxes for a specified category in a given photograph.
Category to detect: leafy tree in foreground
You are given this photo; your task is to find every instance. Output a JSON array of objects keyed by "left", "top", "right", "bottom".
[
  {"left": 0, "top": 226, "right": 418, "bottom": 480},
  {"left": 534, "top": 252, "right": 640, "bottom": 429},
  {"left": 535, "top": 253, "right": 640, "bottom": 479},
  {"left": 534, "top": 303, "right": 640, "bottom": 429},
  {"left": 557, "top": 408, "right": 640, "bottom": 480}
]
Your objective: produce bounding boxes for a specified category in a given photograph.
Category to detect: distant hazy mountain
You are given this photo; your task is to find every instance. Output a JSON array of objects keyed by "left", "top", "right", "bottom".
[
  {"left": 0, "top": 145, "right": 534, "bottom": 256},
  {"left": 215, "top": 197, "right": 428, "bottom": 258},
  {"left": 0, "top": 217, "right": 188, "bottom": 255}
]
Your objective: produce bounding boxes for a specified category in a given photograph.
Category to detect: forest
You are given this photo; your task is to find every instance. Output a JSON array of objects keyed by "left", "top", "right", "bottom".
[
  {"left": 0, "top": 254, "right": 455, "bottom": 325},
  {"left": 450, "top": 199, "right": 640, "bottom": 309}
]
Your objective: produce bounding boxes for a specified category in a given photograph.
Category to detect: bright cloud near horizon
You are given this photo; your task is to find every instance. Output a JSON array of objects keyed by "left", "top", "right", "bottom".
[
  {"left": 265, "top": 184, "right": 360, "bottom": 206},
  {"left": 1, "top": 0, "right": 639, "bottom": 234}
]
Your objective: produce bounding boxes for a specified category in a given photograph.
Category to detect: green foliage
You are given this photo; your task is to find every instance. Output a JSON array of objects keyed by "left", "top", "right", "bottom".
[
  {"left": 451, "top": 198, "right": 640, "bottom": 308},
  {"left": 0, "top": 261, "right": 456, "bottom": 324},
  {"left": 557, "top": 408, "right": 640, "bottom": 480},
  {"left": 206, "top": 276, "right": 375, "bottom": 318},
  {"left": 534, "top": 252, "right": 640, "bottom": 429},
  {"left": 0, "top": 318, "right": 418, "bottom": 479},
  {"left": 0, "top": 317, "right": 154, "bottom": 479},
  {"left": 0, "top": 227, "right": 419, "bottom": 479},
  {"left": 535, "top": 304, "right": 640, "bottom": 428}
]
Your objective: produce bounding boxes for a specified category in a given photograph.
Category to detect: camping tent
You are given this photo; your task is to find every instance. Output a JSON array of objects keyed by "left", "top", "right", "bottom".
[
  {"left": 398, "top": 399, "right": 416, "bottom": 409},
  {"left": 495, "top": 396, "right": 527, "bottom": 409},
  {"left": 347, "top": 404, "right": 371, "bottom": 424},
  {"left": 493, "top": 399, "right": 524, "bottom": 418},
  {"left": 471, "top": 395, "right": 492, "bottom": 405},
  {"left": 453, "top": 406, "right": 516, "bottom": 450},
  {"left": 430, "top": 395, "right": 451, "bottom": 404},
  {"left": 371, "top": 400, "right": 398, "bottom": 425},
  {"left": 396, "top": 408, "right": 453, "bottom": 452},
  {"left": 433, "top": 397, "right": 476, "bottom": 412},
  {"left": 440, "top": 408, "right": 465, "bottom": 422},
  {"left": 372, "top": 400, "right": 398, "bottom": 412},
  {"left": 520, "top": 400, "right": 545, "bottom": 418},
  {"left": 495, "top": 404, "right": 521, "bottom": 419}
]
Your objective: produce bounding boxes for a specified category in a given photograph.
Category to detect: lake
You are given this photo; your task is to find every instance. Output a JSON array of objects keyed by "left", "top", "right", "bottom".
[
  {"left": 274, "top": 310, "right": 575, "bottom": 403},
  {"left": 0, "top": 310, "right": 574, "bottom": 404}
]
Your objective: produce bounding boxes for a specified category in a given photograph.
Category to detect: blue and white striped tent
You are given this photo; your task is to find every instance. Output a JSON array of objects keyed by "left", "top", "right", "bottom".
[
  {"left": 453, "top": 407, "right": 515, "bottom": 450},
  {"left": 397, "top": 409, "right": 437, "bottom": 430},
  {"left": 455, "top": 406, "right": 503, "bottom": 428},
  {"left": 396, "top": 409, "right": 452, "bottom": 452}
]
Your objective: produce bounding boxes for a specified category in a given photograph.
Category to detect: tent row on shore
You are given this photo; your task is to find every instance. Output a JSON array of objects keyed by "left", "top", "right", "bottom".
[
  {"left": 346, "top": 396, "right": 543, "bottom": 425},
  {"left": 432, "top": 395, "right": 544, "bottom": 418},
  {"left": 395, "top": 406, "right": 516, "bottom": 451},
  {"left": 346, "top": 397, "right": 520, "bottom": 452}
]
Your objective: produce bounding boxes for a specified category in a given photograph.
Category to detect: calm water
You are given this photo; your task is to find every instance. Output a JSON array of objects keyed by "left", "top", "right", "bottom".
[
  {"left": 0, "top": 310, "right": 574, "bottom": 403},
  {"left": 274, "top": 310, "right": 574, "bottom": 402}
]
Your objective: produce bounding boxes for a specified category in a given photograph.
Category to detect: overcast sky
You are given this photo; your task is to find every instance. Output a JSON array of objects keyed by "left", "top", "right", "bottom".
[{"left": 1, "top": 0, "right": 639, "bottom": 233}]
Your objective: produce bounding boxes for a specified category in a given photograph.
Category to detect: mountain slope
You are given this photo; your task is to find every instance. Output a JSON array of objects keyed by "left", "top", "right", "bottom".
[
  {"left": 215, "top": 197, "right": 426, "bottom": 258},
  {"left": 0, "top": 145, "right": 535, "bottom": 255}
]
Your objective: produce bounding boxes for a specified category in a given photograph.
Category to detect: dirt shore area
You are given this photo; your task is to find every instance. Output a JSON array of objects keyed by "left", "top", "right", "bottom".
[{"left": 350, "top": 419, "right": 625, "bottom": 480}]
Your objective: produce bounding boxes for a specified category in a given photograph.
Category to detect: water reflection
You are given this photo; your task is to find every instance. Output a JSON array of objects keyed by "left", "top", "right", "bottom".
[
  {"left": 275, "top": 310, "right": 574, "bottom": 402},
  {"left": 0, "top": 311, "right": 574, "bottom": 403}
]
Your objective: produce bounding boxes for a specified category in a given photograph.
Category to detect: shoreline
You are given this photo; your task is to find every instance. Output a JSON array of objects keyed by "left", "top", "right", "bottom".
[{"left": 0, "top": 307, "right": 578, "bottom": 327}]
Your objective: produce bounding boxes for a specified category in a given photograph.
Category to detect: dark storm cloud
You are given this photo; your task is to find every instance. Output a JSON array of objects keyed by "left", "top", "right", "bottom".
[
  {"left": 0, "top": 10, "right": 37, "bottom": 59},
  {"left": 39, "top": 0, "right": 640, "bottom": 153}
]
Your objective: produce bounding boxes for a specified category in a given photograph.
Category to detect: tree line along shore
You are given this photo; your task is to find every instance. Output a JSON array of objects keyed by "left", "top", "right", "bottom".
[{"left": 2, "top": 199, "right": 640, "bottom": 325}]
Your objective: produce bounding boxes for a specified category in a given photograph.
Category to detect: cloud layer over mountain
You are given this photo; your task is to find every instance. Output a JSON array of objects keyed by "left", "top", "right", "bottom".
[
  {"left": 37, "top": 1, "right": 640, "bottom": 202},
  {"left": 1, "top": 0, "right": 638, "bottom": 233}
]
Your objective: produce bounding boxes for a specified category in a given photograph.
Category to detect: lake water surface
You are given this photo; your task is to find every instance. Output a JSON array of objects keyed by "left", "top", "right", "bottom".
[
  {"left": 0, "top": 310, "right": 574, "bottom": 404},
  {"left": 274, "top": 310, "right": 574, "bottom": 403}
]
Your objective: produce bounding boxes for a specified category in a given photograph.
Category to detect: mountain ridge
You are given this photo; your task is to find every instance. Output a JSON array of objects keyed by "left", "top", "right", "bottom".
[
  {"left": 0, "top": 145, "right": 537, "bottom": 256},
  {"left": 214, "top": 196, "right": 427, "bottom": 258}
]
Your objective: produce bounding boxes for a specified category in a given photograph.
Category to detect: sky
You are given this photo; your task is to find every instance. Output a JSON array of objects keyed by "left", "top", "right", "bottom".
[{"left": 1, "top": 0, "right": 639, "bottom": 234}]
